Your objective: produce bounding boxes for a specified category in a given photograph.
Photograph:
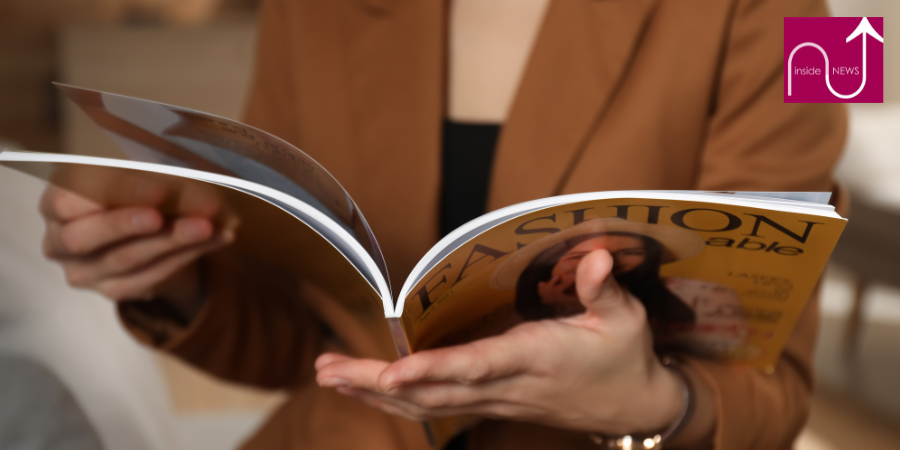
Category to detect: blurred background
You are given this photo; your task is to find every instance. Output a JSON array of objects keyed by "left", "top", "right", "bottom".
[{"left": 0, "top": 0, "right": 898, "bottom": 449}]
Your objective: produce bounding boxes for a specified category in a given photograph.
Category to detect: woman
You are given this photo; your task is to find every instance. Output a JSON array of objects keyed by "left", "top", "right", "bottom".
[
  {"left": 39, "top": 0, "right": 846, "bottom": 448},
  {"left": 508, "top": 218, "right": 703, "bottom": 324},
  {"left": 503, "top": 218, "right": 747, "bottom": 356}
]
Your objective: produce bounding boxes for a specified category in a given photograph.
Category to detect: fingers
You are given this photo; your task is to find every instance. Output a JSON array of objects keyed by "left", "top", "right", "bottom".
[
  {"left": 317, "top": 354, "right": 500, "bottom": 408},
  {"left": 335, "top": 387, "right": 541, "bottom": 422},
  {"left": 44, "top": 207, "right": 165, "bottom": 258},
  {"left": 47, "top": 211, "right": 230, "bottom": 301},
  {"left": 40, "top": 180, "right": 168, "bottom": 222},
  {"left": 575, "top": 249, "right": 632, "bottom": 317},
  {"left": 38, "top": 183, "right": 237, "bottom": 303},
  {"left": 377, "top": 378, "right": 507, "bottom": 410},
  {"left": 315, "top": 353, "right": 354, "bottom": 371},
  {"left": 40, "top": 182, "right": 223, "bottom": 260},
  {"left": 376, "top": 337, "right": 528, "bottom": 391},
  {"left": 315, "top": 341, "right": 534, "bottom": 419},
  {"left": 316, "top": 343, "right": 527, "bottom": 393},
  {"left": 61, "top": 218, "right": 220, "bottom": 287},
  {"left": 336, "top": 387, "right": 431, "bottom": 422},
  {"left": 40, "top": 187, "right": 103, "bottom": 222},
  {"left": 93, "top": 234, "right": 232, "bottom": 300},
  {"left": 316, "top": 356, "right": 390, "bottom": 390}
]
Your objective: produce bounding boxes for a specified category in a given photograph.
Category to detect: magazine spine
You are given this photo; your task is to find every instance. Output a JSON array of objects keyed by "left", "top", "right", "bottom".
[{"left": 387, "top": 317, "right": 412, "bottom": 358}]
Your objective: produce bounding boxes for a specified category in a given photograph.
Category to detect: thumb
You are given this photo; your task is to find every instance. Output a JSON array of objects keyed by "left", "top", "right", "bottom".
[{"left": 575, "top": 249, "right": 632, "bottom": 318}]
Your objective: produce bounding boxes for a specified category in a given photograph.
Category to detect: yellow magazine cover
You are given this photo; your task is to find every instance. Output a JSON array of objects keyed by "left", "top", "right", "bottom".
[{"left": 397, "top": 199, "right": 845, "bottom": 372}]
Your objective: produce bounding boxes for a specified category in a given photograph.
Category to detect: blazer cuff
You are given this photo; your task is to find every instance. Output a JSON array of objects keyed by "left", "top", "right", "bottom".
[{"left": 117, "top": 252, "right": 237, "bottom": 352}]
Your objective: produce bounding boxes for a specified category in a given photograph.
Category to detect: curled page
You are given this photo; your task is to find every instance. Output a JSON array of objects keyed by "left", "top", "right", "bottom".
[{"left": 56, "top": 84, "right": 389, "bottom": 292}]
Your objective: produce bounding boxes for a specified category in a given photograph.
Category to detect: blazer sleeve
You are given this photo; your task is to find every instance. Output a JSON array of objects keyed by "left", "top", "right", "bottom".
[
  {"left": 119, "top": 252, "right": 327, "bottom": 390},
  {"left": 695, "top": 0, "right": 846, "bottom": 193},
  {"left": 689, "top": 0, "right": 847, "bottom": 448}
]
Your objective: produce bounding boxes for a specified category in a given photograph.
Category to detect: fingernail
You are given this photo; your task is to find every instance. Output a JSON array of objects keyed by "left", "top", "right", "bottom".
[
  {"left": 220, "top": 229, "right": 235, "bottom": 243},
  {"left": 335, "top": 387, "right": 356, "bottom": 396},
  {"left": 131, "top": 211, "right": 158, "bottom": 232},
  {"left": 178, "top": 222, "right": 208, "bottom": 243},
  {"left": 319, "top": 378, "right": 349, "bottom": 388},
  {"left": 383, "top": 382, "right": 405, "bottom": 393}
]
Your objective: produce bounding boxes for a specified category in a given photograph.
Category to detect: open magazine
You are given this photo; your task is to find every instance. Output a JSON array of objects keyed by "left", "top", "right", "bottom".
[{"left": 0, "top": 85, "right": 847, "bottom": 444}]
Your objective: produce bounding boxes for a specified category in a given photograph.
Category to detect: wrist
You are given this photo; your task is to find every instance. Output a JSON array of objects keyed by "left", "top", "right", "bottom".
[
  {"left": 639, "top": 356, "right": 687, "bottom": 434},
  {"left": 663, "top": 360, "right": 716, "bottom": 449},
  {"left": 590, "top": 357, "right": 692, "bottom": 448}
]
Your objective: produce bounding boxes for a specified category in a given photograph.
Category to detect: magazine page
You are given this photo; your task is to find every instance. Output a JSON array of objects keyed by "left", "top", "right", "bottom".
[
  {"left": 655, "top": 191, "right": 834, "bottom": 205},
  {"left": 55, "top": 84, "right": 388, "bottom": 286},
  {"left": 0, "top": 152, "right": 395, "bottom": 328},
  {"left": 395, "top": 196, "right": 845, "bottom": 371}
]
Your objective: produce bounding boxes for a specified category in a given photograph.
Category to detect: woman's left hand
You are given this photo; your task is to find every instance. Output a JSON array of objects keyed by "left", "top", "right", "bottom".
[{"left": 315, "top": 249, "right": 684, "bottom": 436}]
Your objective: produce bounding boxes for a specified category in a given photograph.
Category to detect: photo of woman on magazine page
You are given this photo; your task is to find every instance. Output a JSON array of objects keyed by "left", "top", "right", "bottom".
[
  {"left": 28, "top": 0, "right": 848, "bottom": 449},
  {"left": 494, "top": 218, "right": 749, "bottom": 355}
]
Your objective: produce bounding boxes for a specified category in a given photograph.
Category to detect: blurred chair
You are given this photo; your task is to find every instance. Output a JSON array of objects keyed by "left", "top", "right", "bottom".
[
  {"left": 0, "top": 354, "right": 103, "bottom": 450},
  {"left": 829, "top": 198, "right": 900, "bottom": 353},
  {"left": 0, "top": 163, "right": 180, "bottom": 450},
  {"left": 832, "top": 104, "right": 900, "bottom": 354}
]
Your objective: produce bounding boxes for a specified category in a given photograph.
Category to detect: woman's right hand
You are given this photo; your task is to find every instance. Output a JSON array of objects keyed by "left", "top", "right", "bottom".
[{"left": 40, "top": 185, "right": 234, "bottom": 320}]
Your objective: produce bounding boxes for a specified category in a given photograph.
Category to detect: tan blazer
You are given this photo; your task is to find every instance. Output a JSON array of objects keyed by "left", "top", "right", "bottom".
[{"left": 125, "top": 0, "right": 847, "bottom": 448}]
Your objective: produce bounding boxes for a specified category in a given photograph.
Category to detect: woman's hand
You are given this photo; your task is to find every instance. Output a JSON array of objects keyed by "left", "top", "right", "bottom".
[
  {"left": 315, "top": 249, "right": 686, "bottom": 436},
  {"left": 40, "top": 184, "right": 233, "bottom": 319}
]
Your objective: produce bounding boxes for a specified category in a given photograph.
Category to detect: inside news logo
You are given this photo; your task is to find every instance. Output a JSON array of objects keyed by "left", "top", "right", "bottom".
[{"left": 784, "top": 17, "right": 884, "bottom": 103}]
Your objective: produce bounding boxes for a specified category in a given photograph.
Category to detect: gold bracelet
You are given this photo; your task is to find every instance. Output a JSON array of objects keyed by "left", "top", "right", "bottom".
[{"left": 589, "top": 357, "right": 694, "bottom": 449}]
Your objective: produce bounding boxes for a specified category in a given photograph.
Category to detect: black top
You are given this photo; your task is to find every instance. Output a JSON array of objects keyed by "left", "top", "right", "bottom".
[
  {"left": 440, "top": 120, "right": 502, "bottom": 237},
  {"left": 439, "top": 120, "right": 501, "bottom": 450}
]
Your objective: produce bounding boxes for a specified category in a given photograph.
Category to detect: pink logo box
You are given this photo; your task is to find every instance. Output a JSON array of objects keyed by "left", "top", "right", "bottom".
[{"left": 784, "top": 17, "right": 884, "bottom": 103}]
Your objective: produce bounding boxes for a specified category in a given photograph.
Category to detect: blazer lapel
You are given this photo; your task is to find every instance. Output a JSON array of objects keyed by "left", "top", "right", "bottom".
[{"left": 487, "top": 0, "right": 660, "bottom": 210}]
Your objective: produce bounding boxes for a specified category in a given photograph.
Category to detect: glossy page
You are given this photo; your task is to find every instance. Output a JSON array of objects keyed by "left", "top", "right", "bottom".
[
  {"left": 0, "top": 153, "right": 394, "bottom": 332},
  {"left": 55, "top": 84, "right": 389, "bottom": 289}
]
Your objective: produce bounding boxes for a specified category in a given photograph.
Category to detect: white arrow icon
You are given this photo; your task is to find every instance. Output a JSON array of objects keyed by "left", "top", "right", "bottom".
[{"left": 787, "top": 17, "right": 884, "bottom": 99}]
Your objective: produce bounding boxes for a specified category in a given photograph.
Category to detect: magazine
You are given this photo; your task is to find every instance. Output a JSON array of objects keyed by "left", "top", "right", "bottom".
[{"left": 0, "top": 85, "right": 847, "bottom": 444}]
